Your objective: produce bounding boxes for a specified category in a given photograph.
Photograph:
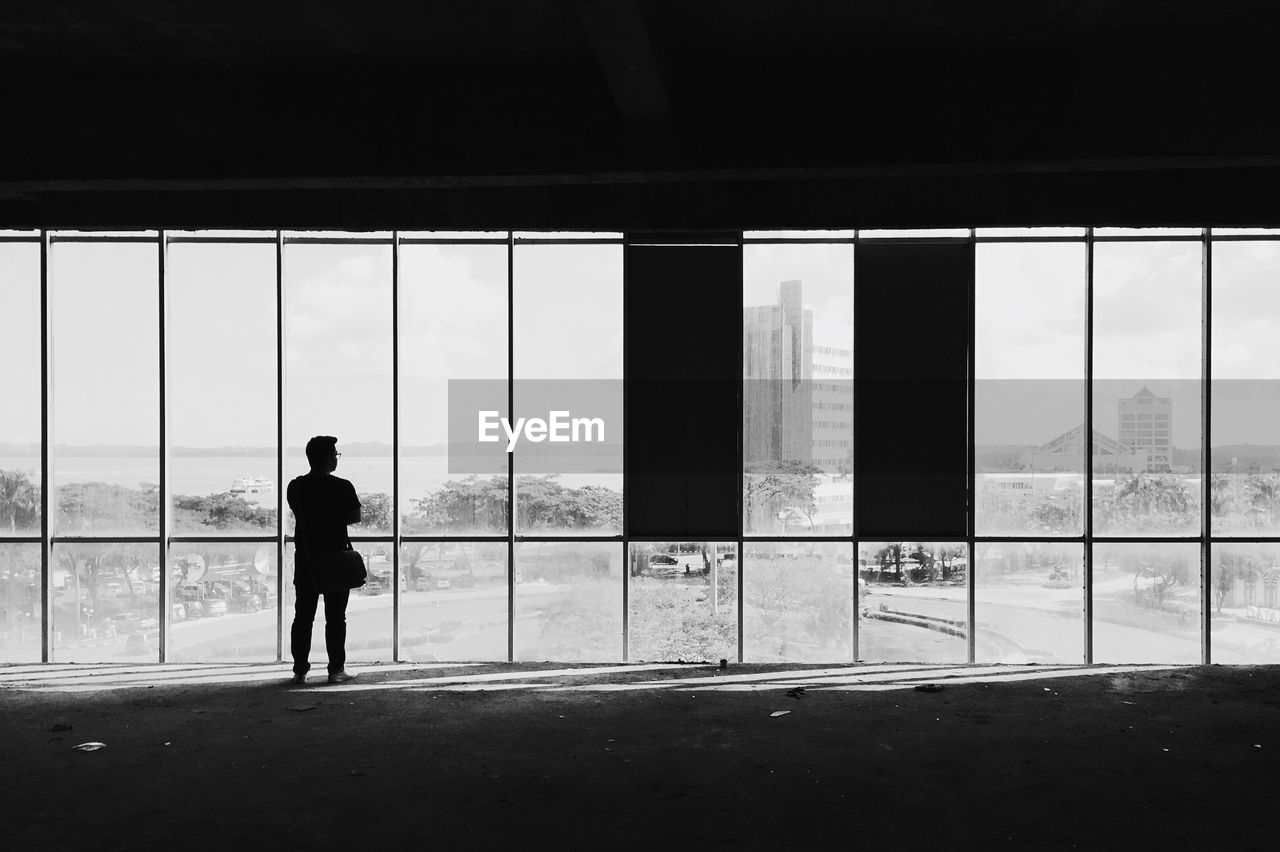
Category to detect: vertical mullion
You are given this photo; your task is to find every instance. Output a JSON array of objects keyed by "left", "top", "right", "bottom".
[
  {"left": 276, "top": 231, "right": 286, "bottom": 663},
  {"left": 737, "top": 235, "right": 744, "bottom": 663},
  {"left": 621, "top": 238, "right": 629, "bottom": 663},
  {"left": 1084, "top": 229, "right": 1095, "bottom": 664},
  {"left": 507, "top": 232, "right": 515, "bottom": 663},
  {"left": 966, "top": 230, "right": 976, "bottom": 664},
  {"left": 40, "top": 230, "right": 52, "bottom": 662},
  {"left": 1202, "top": 232, "right": 1212, "bottom": 664},
  {"left": 392, "top": 231, "right": 401, "bottom": 662},
  {"left": 851, "top": 232, "right": 859, "bottom": 661},
  {"left": 158, "top": 232, "right": 170, "bottom": 662}
]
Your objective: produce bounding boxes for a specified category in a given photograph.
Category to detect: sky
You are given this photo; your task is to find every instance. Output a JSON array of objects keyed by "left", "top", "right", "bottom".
[{"left": 5, "top": 231, "right": 1280, "bottom": 453}]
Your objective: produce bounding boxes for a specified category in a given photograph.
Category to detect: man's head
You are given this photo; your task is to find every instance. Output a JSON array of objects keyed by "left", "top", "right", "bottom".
[{"left": 305, "top": 435, "right": 339, "bottom": 472}]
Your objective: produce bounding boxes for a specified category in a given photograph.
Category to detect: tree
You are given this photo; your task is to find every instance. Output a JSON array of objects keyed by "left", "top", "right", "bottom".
[
  {"left": 743, "top": 460, "right": 821, "bottom": 533},
  {"left": 0, "top": 469, "right": 38, "bottom": 533},
  {"left": 173, "top": 492, "right": 277, "bottom": 531}
]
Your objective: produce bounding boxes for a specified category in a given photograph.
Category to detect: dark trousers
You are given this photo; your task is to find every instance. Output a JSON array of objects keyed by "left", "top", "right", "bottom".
[{"left": 290, "top": 584, "right": 350, "bottom": 675}]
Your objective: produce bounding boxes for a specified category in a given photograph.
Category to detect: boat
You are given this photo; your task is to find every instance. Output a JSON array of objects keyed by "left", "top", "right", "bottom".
[{"left": 230, "top": 476, "right": 275, "bottom": 494}]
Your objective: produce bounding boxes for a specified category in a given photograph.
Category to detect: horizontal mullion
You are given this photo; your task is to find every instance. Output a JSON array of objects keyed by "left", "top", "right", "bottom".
[
  {"left": 0, "top": 536, "right": 42, "bottom": 544},
  {"left": 971, "top": 236, "right": 1092, "bottom": 243},
  {"left": 281, "top": 236, "right": 393, "bottom": 245},
  {"left": 514, "top": 535, "right": 624, "bottom": 543},
  {"left": 400, "top": 535, "right": 509, "bottom": 543},
  {"left": 48, "top": 235, "right": 159, "bottom": 243},
  {"left": 742, "top": 235, "right": 849, "bottom": 241},
  {"left": 513, "top": 238, "right": 625, "bottom": 245},
  {"left": 1086, "top": 536, "right": 1204, "bottom": 544},
  {"left": 52, "top": 536, "right": 160, "bottom": 544},
  {"left": 741, "top": 536, "right": 853, "bottom": 543},
  {"left": 165, "top": 236, "right": 279, "bottom": 244},
  {"left": 168, "top": 535, "right": 279, "bottom": 544}
]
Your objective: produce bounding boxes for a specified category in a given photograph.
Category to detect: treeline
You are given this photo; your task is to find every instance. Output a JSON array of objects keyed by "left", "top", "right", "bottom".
[{"left": 0, "top": 469, "right": 622, "bottom": 534}]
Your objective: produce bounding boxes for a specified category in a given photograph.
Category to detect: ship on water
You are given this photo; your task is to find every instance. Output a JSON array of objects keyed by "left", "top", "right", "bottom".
[{"left": 229, "top": 476, "right": 275, "bottom": 495}]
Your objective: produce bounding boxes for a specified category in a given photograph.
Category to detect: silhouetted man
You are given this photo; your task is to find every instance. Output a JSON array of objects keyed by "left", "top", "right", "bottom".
[{"left": 288, "top": 435, "right": 361, "bottom": 685}]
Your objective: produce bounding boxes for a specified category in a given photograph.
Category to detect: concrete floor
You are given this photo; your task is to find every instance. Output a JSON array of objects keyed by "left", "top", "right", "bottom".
[{"left": 3, "top": 661, "right": 1276, "bottom": 850}]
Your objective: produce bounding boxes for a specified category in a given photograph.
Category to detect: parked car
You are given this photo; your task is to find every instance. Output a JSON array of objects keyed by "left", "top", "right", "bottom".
[
  {"left": 204, "top": 599, "right": 228, "bottom": 617},
  {"left": 229, "top": 593, "right": 263, "bottom": 613},
  {"left": 124, "top": 630, "right": 159, "bottom": 656},
  {"left": 420, "top": 565, "right": 476, "bottom": 590}
]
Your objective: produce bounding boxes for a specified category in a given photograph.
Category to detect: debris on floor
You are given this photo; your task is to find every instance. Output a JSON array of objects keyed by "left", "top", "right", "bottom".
[
  {"left": 914, "top": 684, "right": 945, "bottom": 693},
  {"left": 71, "top": 742, "right": 106, "bottom": 751}
]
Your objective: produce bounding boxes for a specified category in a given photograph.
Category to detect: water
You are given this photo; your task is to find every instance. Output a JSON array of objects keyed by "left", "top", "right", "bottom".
[{"left": 0, "top": 455, "right": 616, "bottom": 502}]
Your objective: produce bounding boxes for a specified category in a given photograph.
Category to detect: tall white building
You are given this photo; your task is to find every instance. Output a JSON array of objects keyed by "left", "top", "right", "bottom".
[{"left": 1119, "top": 385, "right": 1172, "bottom": 472}]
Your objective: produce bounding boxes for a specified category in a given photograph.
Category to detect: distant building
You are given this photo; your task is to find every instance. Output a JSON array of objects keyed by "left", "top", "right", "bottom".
[
  {"left": 1019, "top": 424, "right": 1148, "bottom": 473},
  {"left": 743, "top": 279, "right": 852, "bottom": 473},
  {"left": 1118, "top": 385, "right": 1172, "bottom": 472}
]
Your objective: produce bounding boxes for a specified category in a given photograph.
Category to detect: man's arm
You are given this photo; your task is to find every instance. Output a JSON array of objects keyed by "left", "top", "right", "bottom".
[{"left": 343, "top": 481, "right": 361, "bottom": 526}]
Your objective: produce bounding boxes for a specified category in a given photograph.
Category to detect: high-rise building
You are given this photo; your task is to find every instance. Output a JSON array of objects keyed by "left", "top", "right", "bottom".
[
  {"left": 743, "top": 280, "right": 852, "bottom": 472},
  {"left": 744, "top": 280, "right": 813, "bottom": 465},
  {"left": 1119, "top": 385, "right": 1173, "bottom": 472}
]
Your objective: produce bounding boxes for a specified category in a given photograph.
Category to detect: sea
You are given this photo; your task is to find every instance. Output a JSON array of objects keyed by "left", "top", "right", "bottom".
[{"left": 0, "top": 456, "right": 617, "bottom": 503}]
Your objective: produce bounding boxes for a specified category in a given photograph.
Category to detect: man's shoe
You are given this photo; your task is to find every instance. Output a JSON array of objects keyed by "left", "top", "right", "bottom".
[
  {"left": 327, "top": 671, "right": 357, "bottom": 684},
  {"left": 291, "top": 673, "right": 307, "bottom": 685}
]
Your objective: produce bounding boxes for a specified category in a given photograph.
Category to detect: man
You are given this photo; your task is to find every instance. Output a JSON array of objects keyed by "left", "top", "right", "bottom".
[{"left": 287, "top": 435, "right": 361, "bottom": 685}]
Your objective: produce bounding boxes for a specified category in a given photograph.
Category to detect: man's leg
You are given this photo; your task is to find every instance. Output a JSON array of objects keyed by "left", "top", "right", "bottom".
[
  {"left": 323, "top": 587, "right": 351, "bottom": 675},
  {"left": 290, "top": 584, "right": 320, "bottom": 676}
]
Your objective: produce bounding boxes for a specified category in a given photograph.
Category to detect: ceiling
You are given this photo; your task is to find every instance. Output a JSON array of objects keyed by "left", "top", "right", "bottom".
[{"left": 2, "top": 1, "right": 1278, "bottom": 228}]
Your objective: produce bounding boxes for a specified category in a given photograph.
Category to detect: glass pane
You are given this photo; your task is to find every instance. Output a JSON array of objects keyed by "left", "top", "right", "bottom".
[
  {"left": 743, "top": 244, "right": 853, "bottom": 535},
  {"left": 743, "top": 542, "right": 853, "bottom": 663},
  {"left": 283, "top": 541, "right": 393, "bottom": 665},
  {"left": 0, "top": 243, "right": 42, "bottom": 535},
  {"left": 1210, "top": 242, "right": 1280, "bottom": 534},
  {"left": 974, "top": 227, "right": 1087, "bottom": 238},
  {"left": 284, "top": 243, "right": 393, "bottom": 534},
  {"left": 169, "top": 243, "right": 279, "bottom": 535},
  {"left": 975, "top": 243, "right": 1085, "bottom": 536},
  {"left": 0, "top": 543, "right": 41, "bottom": 663},
  {"left": 1093, "top": 543, "right": 1201, "bottom": 663},
  {"left": 168, "top": 543, "right": 278, "bottom": 662},
  {"left": 1212, "top": 544, "right": 1280, "bottom": 663},
  {"left": 53, "top": 242, "right": 159, "bottom": 535},
  {"left": 513, "top": 541, "right": 622, "bottom": 661},
  {"left": 974, "top": 542, "right": 1083, "bottom": 664},
  {"left": 858, "top": 542, "right": 968, "bottom": 663},
  {"left": 513, "top": 244, "right": 623, "bottom": 535},
  {"left": 400, "top": 244, "right": 508, "bottom": 536},
  {"left": 52, "top": 542, "right": 160, "bottom": 662},
  {"left": 628, "top": 542, "right": 737, "bottom": 662},
  {"left": 398, "top": 541, "right": 508, "bottom": 661},
  {"left": 1211, "top": 228, "right": 1280, "bottom": 236},
  {"left": 1092, "top": 243, "right": 1202, "bottom": 536}
]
